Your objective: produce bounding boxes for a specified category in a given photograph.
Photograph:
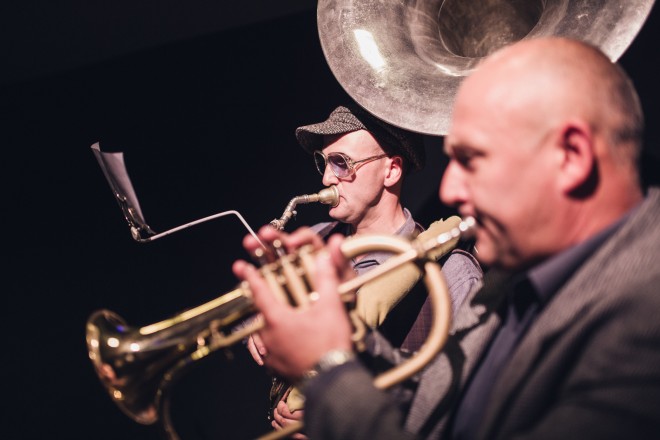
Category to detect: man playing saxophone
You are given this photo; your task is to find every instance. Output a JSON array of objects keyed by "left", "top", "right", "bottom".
[{"left": 246, "top": 104, "right": 483, "bottom": 436}]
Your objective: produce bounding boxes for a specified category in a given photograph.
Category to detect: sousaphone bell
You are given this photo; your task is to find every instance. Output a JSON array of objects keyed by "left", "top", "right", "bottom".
[{"left": 317, "top": 0, "right": 656, "bottom": 135}]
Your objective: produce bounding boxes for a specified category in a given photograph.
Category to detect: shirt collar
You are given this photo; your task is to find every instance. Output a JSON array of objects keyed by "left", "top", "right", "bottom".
[
  {"left": 352, "top": 208, "right": 421, "bottom": 270},
  {"left": 396, "top": 207, "right": 420, "bottom": 237}
]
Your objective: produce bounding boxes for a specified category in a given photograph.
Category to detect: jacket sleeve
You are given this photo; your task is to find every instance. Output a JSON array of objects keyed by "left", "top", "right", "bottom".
[{"left": 303, "top": 361, "right": 418, "bottom": 440}]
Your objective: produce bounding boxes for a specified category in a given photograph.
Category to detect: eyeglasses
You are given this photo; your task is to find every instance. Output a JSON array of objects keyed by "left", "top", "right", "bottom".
[{"left": 314, "top": 150, "right": 388, "bottom": 178}]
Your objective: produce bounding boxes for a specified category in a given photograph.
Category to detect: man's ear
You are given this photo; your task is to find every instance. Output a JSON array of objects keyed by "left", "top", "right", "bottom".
[
  {"left": 383, "top": 155, "right": 404, "bottom": 188},
  {"left": 556, "top": 121, "right": 597, "bottom": 195}
]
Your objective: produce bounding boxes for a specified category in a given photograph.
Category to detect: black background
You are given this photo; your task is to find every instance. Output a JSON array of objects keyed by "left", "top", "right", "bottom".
[{"left": 2, "top": 3, "right": 659, "bottom": 439}]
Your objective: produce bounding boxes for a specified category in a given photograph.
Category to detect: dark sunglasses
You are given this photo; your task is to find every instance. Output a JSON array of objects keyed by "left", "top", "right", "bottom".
[{"left": 314, "top": 150, "right": 388, "bottom": 178}]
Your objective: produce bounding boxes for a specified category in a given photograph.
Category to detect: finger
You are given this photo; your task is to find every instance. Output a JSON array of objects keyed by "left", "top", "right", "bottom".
[
  {"left": 274, "top": 409, "right": 299, "bottom": 428},
  {"left": 242, "top": 264, "right": 286, "bottom": 324},
  {"left": 275, "top": 400, "right": 292, "bottom": 419},
  {"left": 243, "top": 225, "right": 282, "bottom": 262},
  {"left": 310, "top": 248, "right": 354, "bottom": 352},
  {"left": 242, "top": 232, "right": 265, "bottom": 257},
  {"left": 231, "top": 259, "right": 250, "bottom": 279},
  {"left": 257, "top": 225, "right": 285, "bottom": 259},
  {"left": 246, "top": 335, "right": 264, "bottom": 366},
  {"left": 313, "top": 249, "right": 343, "bottom": 308},
  {"left": 276, "top": 401, "right": 303, "bottom": 421},
  {"left": 283, "top": 227, "right": 325, "bottom": 252},
  {"left": 257, "top": 224, "right": 282, "bottom": 241},
  {"left": 252, "top": 333, "right": 268, "bottom": 357},
  {"left": 272, "top": 405, "right": 285, "bottom": 426}
]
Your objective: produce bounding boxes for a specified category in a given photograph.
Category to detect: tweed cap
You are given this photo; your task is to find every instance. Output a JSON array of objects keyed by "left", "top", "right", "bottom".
[{"left": 295, "top": 105, "right": 425, "bottom": 173}]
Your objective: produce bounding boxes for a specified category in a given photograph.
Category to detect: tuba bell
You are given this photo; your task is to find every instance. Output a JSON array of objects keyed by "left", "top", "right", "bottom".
[{"left": 317, "top": 0, "right": 656, "bottom": 135}]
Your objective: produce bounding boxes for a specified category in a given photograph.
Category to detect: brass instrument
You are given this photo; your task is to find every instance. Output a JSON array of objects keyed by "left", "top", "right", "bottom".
[
  {"left": 317, "top": 0, "right": 655, "bottom": 135},
  {"left": 86, "top": 217, "right": 475, "bottom": 440},
  {"left": 87, "top": 0, "right": 656, "bottom": 437},
  {"left": 269, "top": 185, "right": 339, "bottom": 230}
]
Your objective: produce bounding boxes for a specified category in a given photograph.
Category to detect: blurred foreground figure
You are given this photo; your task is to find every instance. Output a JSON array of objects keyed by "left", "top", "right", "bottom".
[{"left": 234, "top": 37, "right": 660, "bottom": 440}]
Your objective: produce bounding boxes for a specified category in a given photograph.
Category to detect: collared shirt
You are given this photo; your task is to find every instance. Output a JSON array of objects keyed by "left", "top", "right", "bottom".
[
  {"left": 450, "top": 211, "right": 635, "bottom": 440},
  {"left": 310, "top": 208, "right": 422, "bottom": 276}
]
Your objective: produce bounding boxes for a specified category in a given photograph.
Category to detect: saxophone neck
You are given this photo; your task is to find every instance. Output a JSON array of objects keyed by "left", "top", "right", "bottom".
[{"left": 270, "top": 186, "right": 339, "bottom": 230}]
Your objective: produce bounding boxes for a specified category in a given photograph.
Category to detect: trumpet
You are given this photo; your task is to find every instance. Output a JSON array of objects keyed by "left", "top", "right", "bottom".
[
  {"left": 86, "top": 217, "right": 476, "bottom": 439},
  {"left": 270, "top": 185, "right": 339, "bottom": 230}
]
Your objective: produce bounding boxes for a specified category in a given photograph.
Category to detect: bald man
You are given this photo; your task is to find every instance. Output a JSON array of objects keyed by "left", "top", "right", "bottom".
[{"left": 234, "top": 37, "right": 660, "bottom": 439}]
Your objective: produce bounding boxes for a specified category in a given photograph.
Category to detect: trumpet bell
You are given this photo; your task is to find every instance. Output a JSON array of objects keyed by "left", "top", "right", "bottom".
[
  {"left": 317, "top": 0, "right": 656, "bottom": 135},
  {"left": 86, "top": 310, "right": 159, "bottom": 424},
  {"left": 86, "top": 287, "right": 256, "bottom": 426}
]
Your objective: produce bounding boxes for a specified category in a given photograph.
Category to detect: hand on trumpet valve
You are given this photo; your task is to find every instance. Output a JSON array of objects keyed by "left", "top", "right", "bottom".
[
  {"left": 232, "top": 225, "right": 355, "bottom": 382},
  {"left": 242, "top": 225, "right": 324, "bottom": 264}
]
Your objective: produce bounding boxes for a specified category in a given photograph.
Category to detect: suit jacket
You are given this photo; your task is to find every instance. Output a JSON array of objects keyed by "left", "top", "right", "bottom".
[{"left": 304, "top": 186, "right": 660, "bottom": 440}]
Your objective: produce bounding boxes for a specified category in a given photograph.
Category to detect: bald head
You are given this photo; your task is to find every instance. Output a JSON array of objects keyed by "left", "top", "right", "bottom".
[
  {"left": 459, "top": 37, "right": 643, "bottom": 171},
  {"left": 442, "top": 37, "right": 645, "bottom": 270}
]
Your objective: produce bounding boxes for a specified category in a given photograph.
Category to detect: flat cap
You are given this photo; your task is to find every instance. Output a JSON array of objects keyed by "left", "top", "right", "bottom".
[{"left": 295, "top": 105, "right": 425, "bottom": 173}]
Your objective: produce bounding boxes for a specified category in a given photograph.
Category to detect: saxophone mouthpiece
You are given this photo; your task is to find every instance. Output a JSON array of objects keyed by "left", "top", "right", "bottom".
[{"left": 317, "top": 185, "right": 339, "bottom": 207}]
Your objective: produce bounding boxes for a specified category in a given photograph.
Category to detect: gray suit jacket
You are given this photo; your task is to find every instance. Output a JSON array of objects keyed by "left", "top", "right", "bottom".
[{"left": 304, "top": 187, "right": 660, "bottom": 439}]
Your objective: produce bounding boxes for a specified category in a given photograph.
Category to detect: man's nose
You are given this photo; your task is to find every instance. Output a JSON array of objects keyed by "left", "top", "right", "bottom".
[
  {"left": 439, "top": 161, "right": 467, "bottom": 207},
  {"left": 322, "top": 165, "right": 338, "bottom": 186}
]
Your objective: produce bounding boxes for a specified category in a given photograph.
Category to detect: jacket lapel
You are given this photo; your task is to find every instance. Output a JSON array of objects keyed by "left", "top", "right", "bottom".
[{"left": 478, "top": 189, "right": 659, "bottom": 438}]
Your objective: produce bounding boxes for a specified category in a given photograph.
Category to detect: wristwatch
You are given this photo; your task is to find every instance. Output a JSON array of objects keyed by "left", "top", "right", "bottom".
[{"left": 303, "top": 349, "right": 355, "bottom": 384}]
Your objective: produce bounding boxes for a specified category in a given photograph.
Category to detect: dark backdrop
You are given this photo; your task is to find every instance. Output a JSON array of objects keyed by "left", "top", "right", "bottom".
[{"left": 2, "top": 3, "right": 659, "bottom": 439}]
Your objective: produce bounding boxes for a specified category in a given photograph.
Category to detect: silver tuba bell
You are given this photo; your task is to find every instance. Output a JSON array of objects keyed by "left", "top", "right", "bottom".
[{"left": 317, "top": 0, "right": 655, "bottom": 135}]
